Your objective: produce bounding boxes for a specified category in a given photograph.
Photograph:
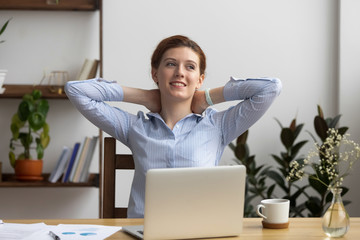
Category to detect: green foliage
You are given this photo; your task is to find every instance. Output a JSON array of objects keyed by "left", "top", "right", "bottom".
[
  {"left": 0, "top": 18, "right": 11, "bottom": 44},
  {"left": 268, "top": 118, "right": 308, "bottom": 216},
  {"left": 229, "top": 105, "right": 354, "bottom": 218},
  {"left": 9, "top": 90, "right": 50, "bottom": 168},
  {"left": 229, "top": 130, "right": 275, "bottom": 217}
]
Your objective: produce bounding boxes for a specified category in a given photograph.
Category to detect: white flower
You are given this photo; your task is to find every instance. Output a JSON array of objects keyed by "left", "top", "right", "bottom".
[{"left": 287, "top": 128, "right": 360, "bottom": 189}]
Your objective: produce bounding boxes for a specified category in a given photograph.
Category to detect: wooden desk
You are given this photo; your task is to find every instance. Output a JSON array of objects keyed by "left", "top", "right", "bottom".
[{"left": 4, "top": 218, "right": 359, "bottom": 239}]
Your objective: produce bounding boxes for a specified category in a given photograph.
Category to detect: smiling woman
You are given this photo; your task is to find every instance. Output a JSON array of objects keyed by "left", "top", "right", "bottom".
[
  {"left": 152, "top": 46, "right": 205, "bottom": 119},
  {"left": 65, "top": 34, "right": 282, "bottom": 218}
]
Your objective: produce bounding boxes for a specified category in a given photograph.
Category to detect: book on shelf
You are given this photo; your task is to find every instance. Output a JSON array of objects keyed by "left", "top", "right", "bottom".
[
  {"left": 48, "top": 146, "right": 71, "bottom": 183},
  {"left": 79, "top": 136, "right": 98, "bottom": 183},
  {"left": 72, "top": 137, "right": 92, "bottom": 182},
  {"left": 76, "top": 58, "right": 99, "bottom": 80},
  {"left": 66, "top": 136, "right": 99, "bottom": 183},
  {"left": 61, "top": 142, "right": 80, "bottom": 183},
  {"left": 72, "top": 136, "right": 98, "bottom": 183},
  {"left": 49, "top": 136, "right": 98, "bottom": 184},
  {"left": 68, "top": 136, "right": 89, "bottom": 182}
]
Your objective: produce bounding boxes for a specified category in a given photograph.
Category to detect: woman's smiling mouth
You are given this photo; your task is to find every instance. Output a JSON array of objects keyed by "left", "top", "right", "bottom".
[{"left": 170, "top": 82, "right": 186, "bottom": 87}]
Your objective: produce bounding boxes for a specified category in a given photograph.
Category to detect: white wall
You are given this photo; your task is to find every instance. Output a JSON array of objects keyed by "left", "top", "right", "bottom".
[
  {"left": 103, "top": 0, "right": 339, "bottom": 159},
  {"left": 0, "top": 0, "right": 359, "bottom": 219},
  {"left": 104, "top": 0, "right": 360, "bottom": 216},
  {"left": 339, "top": 0, "right": 360, "bottom": 216}
]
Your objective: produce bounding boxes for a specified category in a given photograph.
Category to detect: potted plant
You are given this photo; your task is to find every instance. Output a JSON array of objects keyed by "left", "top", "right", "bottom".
[{"left": 9, "top": 89, "right": 50, "bottom": 181}]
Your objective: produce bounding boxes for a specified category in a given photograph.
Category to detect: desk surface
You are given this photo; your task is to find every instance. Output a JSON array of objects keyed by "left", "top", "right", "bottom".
[{"left": 4, "top": 218, "right": 359, "bottom": 239}]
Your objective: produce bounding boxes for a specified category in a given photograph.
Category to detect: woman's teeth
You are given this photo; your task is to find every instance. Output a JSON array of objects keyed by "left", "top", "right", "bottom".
[{"left": 171, "top": 82, "right": 185, "bottom": 87}]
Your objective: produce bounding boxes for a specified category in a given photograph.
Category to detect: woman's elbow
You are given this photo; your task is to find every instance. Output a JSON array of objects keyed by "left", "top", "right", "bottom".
[{"left": 271, "top": 78, "right": 282, "bottom": 96}]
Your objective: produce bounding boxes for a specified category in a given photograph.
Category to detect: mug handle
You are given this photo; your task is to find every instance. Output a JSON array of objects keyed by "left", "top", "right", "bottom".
[{"left": 256, "top": 204, "right": 267, "bottom": 219}]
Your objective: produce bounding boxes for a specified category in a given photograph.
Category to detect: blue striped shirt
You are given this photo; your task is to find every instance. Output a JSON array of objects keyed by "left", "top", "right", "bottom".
[{"left": 65, "top": 76, "right": 282, "bottom": 218}]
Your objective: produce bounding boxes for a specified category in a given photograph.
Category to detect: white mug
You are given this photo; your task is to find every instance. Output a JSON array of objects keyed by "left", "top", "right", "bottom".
[{"left": 256, "top": 199, "right": 290, "bottom": 224}]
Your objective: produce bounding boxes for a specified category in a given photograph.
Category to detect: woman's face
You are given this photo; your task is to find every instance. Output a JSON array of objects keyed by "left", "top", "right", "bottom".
[{"left": 152, "top": 47, "right": 204, "bottom": 102}]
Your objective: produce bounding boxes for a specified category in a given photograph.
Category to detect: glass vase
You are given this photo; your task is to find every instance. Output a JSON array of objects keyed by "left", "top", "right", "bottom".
[{"left": 322, "top": 187, "right": 350, "bottom": 237}]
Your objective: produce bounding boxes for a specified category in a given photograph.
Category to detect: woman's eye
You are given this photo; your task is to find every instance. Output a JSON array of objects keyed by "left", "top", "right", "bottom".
[
  {"left": 187, "top": 65, "right": 195, "bottom": 70},
  {"left": 166, "top": 62, "right": 176, "bottom": 67}
]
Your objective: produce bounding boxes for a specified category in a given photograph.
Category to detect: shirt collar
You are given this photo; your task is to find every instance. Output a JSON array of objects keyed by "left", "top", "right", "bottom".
[{"left": 146, "top": 111, "right": 204, "bottom": 121}]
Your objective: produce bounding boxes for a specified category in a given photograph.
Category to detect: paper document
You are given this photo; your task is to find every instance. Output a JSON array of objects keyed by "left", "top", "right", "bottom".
[
  {"left": 50, "top": 224, "right": 122, "bottom": 240},
  {"left": 0, "top": 221, "right": 122, "bottom": 240},
  {"left": 0, "top": 222, "right": 48, "bottom": 240}
]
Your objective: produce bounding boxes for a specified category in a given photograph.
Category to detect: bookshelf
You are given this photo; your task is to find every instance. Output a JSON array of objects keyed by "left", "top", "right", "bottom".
[
  {"left": 0, "top": 84, "right": 67, "bottom": 99},
  {"left": 0, "top": 0, "right": 99, "bottom": 11},
  {"left": 0, "top": 173, "right": 99, "bottom": 187},
  {"left": 0, "top": 1, "right": 102, "bottom": 191}
]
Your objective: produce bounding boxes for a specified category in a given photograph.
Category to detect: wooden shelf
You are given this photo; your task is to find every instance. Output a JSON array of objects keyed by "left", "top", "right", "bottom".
[
  {"left": 0, "top": 84, "right": 67, "bottom": 99},
  {"left": 0, "top": 0, "right": 99, "bottom": 11},
  {"left": 0, "top": 173, "right": 99, "bottom": 187}
]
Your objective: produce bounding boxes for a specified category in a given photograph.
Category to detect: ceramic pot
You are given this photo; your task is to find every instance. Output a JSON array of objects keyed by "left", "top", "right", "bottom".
[{"left": 15, "top": 159, "right": 44, "bottom": 181}]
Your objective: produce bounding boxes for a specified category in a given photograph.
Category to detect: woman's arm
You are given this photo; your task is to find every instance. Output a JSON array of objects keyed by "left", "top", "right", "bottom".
[
  {"left": 193, "top": 77, "right": 282, "bottom": 145},
  {"left": 122, "top": 86, "right": 161, "bottom": 113},
  {"left": 191, "top": 87, "right": 225, "bottom": 114},
  {"left": 64, "top": 78, "right": 160, "bottom": 145},
  {"left": 218, "top": 77, "right": 282, "bottom": 145}
]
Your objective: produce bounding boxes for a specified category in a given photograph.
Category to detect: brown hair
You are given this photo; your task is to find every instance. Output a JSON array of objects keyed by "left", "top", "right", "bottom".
[{"left": 151, "top": 35, "right": 206, "bottom": 75}]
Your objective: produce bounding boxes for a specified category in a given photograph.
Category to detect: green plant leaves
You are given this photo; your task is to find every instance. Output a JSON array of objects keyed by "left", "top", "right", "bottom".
[
  {"left": 9, "top": 151, "right": 16, "bottom": 168},
  {"left": 29, "top": 112, "right": 46, "bottom": 131},
  {"left": 17, "top": 100, "right": 33, "bottom": 121},
  {"left": 317, "top": 105, "right": 324, "bottom": 118},
  {"left": 229, "top": 106, "right": 352, "bottom": 218},
  {"left": 236, "top": 130, "right": 248, "bottom": 145},
  {"left": 32, "top": 89, "right": 42, "bottom": 100},
  {"left": 234, "top": 144, "right": 247, "bottom": 162},
  {"left": 10, "top": 113, "right": 25, "bottom": 139},
  {"left": 281, "top": 128, "right": 294, "bottom": 150},
  {"left": 306, "top": 196, "right": 322, "bottom": 217},
  {"left": 309, "top": 173, "right": 328, "bottom": 195},
  {"left": 18, "top": 132, "right": 32, "bottom": 150},
  {"left": 338, "top": 127, "right": 348, "bottom": 136},
  {"left": 36, "top": 138, "right": 44, "bottom": 159},
  {"left": 40, "top": 126, "right": 50, "bottom": 148},
  {"left": 9, "top": 89, "right": 50, "bottom": 165},
  {"left": 0, "top": 19, "right": 10, "bottom": 35},
  {"left": 37, "top": 99, "right": 49, "bottom": 115},
  {"left": 314, "top": 116, "right": 328, "bottom": 142},
  {"left": 230, "top": 130, "right": 275, "bottom": 217},
  {"left": 0, "top": 18, "right": 11, "bottom": 44},
  {"left": 291, "top": 141, "right": 308, "bottom": 159},
  {"left": 267, "top": 170, "right": 286, "bottom": 192}
]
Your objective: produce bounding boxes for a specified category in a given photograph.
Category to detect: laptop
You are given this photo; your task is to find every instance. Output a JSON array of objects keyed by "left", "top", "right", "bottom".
[{"left": 122, "top": 165, "right": 246, "bottom": 240}]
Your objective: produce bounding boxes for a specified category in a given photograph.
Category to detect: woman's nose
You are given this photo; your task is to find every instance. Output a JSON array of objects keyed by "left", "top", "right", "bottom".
[{"left": 175, "top": 65, "right": 185, "bottom": 78}]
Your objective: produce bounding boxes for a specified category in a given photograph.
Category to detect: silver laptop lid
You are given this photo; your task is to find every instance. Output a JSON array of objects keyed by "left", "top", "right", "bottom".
[{"left": 143, "top": 165, "right": 246, "bottom": 240}]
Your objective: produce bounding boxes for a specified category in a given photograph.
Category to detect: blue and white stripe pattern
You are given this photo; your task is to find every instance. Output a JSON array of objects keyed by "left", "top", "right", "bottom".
[{"left": 65, "top": 76, "right": 282, "bottom": 218}]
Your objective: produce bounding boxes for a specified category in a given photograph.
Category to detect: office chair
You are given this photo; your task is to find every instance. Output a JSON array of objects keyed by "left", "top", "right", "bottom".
[{"left": 102, "top": 137, "right": 135, "bottom": 218}]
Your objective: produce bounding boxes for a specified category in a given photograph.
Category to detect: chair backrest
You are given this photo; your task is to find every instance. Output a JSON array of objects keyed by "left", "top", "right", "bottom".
[{"left": 102, "top": 137, "right": 134, "bottom": 218}]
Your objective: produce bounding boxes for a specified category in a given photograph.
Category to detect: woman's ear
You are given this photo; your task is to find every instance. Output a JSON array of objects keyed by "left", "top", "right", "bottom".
[
  {"left": 196, "top": 74, "right": 205, "bottom": 89},
  {"left": 151, "top": 68, "right": 158, "bottom": 84}
]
